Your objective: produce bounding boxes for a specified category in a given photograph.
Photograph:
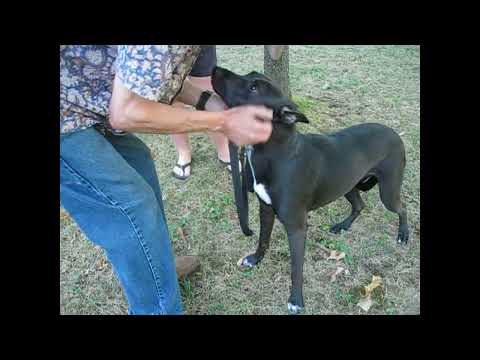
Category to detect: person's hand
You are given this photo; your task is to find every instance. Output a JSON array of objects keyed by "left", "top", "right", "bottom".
[
  {"left": 204, "top": 93, "right": 273, "bottom": 146},
  {"left": 220, "top": 105, "right": 273, "bottom": 146}
]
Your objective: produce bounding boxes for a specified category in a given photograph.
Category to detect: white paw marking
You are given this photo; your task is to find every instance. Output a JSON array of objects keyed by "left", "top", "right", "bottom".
[
  {"left": 398, "top": 238, "right": 402, "bottom": 244},
  {"left": 254, "top": 183, "right": 272, "bottom": 205},
  {"left": 237, "top": 256, "right": 253, "bottom": 268},
  {"left": 242, "top": 258, "right": 253, "bottom": 267},
  {"left": 287, "top": 302, "right": 303, "bottom": 314}
]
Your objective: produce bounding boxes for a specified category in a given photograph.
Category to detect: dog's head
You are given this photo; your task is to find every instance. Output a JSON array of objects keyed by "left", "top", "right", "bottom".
[{"left": 211, "top": 66, "right": 309, "bottom": 125}]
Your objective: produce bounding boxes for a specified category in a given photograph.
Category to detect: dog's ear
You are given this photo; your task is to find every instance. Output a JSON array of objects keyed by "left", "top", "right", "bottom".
[{"left": 278, "top": 106, "right": 310, "bottom": 124}]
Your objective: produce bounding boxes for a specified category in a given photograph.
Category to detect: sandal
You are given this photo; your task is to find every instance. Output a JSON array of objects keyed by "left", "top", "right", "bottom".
[{"left": 172, "top": 162, "right": 192, "bottom": 180}]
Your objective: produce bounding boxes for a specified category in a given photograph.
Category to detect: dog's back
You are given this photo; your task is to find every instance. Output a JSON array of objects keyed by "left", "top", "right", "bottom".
[
  {"left": 301, "top": 123, "right": 404, "bottom": 194},
  {"left": 312, "top": 123, "right": 403, "bottom": 153}
]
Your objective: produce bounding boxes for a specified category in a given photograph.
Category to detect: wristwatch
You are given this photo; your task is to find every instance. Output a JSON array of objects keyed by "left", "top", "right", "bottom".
[{"left": 195, "top": 90, "right": 213, "bottom": 110}]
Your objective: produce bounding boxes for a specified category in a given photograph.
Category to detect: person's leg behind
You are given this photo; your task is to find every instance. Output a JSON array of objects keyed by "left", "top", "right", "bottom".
[
  {"left": 188, "top": 46, "right": 231, "bottom": 164},
  {"left": 170, "top": 45, "right": 232, "bottom": 178}
]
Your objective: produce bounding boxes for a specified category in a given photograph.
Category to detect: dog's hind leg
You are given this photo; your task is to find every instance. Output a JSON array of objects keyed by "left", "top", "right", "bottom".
[
  {"left": 378, "top": 160, "right": 409, "bottom": 244},
  {"left": 238, "top": 201, "right": 275, "bottom": 269},
  {"left": 330, "top": 188, "right": 365, "bottom": 234}
]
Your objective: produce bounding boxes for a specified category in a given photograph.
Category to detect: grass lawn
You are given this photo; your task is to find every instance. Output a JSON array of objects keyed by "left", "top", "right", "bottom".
[{"left": 60, "top": 45, "right": 420, "bottom": 315}]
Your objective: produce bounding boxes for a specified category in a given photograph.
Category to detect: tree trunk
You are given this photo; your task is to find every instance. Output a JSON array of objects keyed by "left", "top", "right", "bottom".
[{"left": 264, "top": 45, "right": 291, "bottom": 99}]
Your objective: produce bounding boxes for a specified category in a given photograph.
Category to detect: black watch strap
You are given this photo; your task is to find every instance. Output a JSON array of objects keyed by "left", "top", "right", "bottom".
[{"left": 195, "top": 91, "right": 213, "bottom": 110}]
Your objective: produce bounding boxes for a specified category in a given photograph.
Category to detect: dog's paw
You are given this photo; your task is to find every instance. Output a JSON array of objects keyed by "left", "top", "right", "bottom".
[
  {"left": 330, "top": 223, "right": 348, "bottom": 234},
  {"left": 244, "top": 229, "right": 254, "bottom": 237},
  {"left": 397, "top": 230, "right": 409, "bottom": 245},
  {"left": 237, "top": 254, "right": 258, "bottom": 270},
  {"left": 287, "top": 302, "right": 304, "bottom": 315}
]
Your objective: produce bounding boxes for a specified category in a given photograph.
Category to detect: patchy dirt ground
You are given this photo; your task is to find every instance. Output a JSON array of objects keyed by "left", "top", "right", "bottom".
[{"left": 60, "top": 45, "right": 420, "bottom": 315}]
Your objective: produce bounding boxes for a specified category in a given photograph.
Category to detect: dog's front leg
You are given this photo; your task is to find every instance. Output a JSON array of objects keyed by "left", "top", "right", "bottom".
[
  {"left": 238, "top": 201, "right": 275, "bottom": 269},
  {"left": 284, "top": 217, "right": 307, "bottom": 315}
]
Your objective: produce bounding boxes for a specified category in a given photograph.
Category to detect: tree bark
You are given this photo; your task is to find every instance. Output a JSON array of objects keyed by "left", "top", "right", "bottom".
[{"left": 264, "top": 45, "right": 291, "bottom": 99}]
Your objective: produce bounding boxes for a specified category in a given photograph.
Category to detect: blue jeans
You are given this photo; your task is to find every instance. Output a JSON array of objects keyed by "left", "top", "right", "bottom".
[{"left": 60, "top": 126, "right": 183, "bottom": 315}]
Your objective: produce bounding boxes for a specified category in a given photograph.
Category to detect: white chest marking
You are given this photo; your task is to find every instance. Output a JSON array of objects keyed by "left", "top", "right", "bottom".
[{"left": 254, "top": 183, "right": 272, "bottom": 205}]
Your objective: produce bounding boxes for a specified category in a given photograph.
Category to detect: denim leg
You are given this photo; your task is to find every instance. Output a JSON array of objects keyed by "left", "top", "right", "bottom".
[
  {"left": 60, "top": 127, "right": 182, "bottom": 315},
  {"left": 103, "top": 131, "right": 167, "bottom": 221}
]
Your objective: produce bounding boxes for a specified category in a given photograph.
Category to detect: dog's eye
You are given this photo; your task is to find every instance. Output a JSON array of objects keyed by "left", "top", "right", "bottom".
[{"left": 249, "top": 84, "right": 257, "bottom": 92}]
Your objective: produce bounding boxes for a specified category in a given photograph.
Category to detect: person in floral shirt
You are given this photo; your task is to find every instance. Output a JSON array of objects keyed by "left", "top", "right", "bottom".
[{"left": 60, "top": 45, "right": 272, "bottom": 315}]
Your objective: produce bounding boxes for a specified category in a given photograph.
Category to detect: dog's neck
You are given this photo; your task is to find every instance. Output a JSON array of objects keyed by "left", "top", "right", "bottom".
[{"left": 254, "top": 122, "right": 300, "bottom": 152}]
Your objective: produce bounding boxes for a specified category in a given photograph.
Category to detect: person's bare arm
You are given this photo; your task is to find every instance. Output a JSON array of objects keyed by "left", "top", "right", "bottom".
[{"left": 109, "top": 75, "right": 273, "bottom": 146}]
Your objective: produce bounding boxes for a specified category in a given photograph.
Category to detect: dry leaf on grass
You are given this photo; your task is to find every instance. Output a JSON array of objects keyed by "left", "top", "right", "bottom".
[
  {"left": 364, "top": 275, "right": 382, "bottom": 295},
  {"left": 96, "top": 257, "right": 109, "bottom": 271},
  {"left": 60, "top": 209, "right": 69, "bottom": 221},
  {"left": 316, "top": 244, "right": 346, "bottom": 262},
  {"left": 357, "top": 296, "right": 374, "bottom": 312},
  {"left": 177, "top": 227, "right": 187, "bottom": 242},
  {"left": 327, "top": 250, "right": 346, "bottom": 261},
  {"left": 330, "top": 266, "right": 345, "bottom": 282},
  {"left": 317, "top": 244, "right": 331, "bottom": 254},
  {"left": 357, "top": 275, "right": 383, "bottom": 312}
]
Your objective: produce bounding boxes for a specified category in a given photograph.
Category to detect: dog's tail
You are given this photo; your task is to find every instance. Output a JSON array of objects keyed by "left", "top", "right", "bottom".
[
  {"left": 355, "top": 175, "right": 378, "bottom": 192},
  {"left": 229, "top": 142, "right": 254, "bottom": 236}
]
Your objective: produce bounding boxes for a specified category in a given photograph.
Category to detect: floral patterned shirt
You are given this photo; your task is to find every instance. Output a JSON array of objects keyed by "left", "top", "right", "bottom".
[{"left": 60, "top": 45, "right": 202, "bottom": 134}]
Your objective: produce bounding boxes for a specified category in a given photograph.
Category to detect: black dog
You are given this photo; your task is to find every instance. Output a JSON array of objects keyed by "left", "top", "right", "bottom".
[{"left": 212, "top": 66, "right": 409, "bottom": 314}]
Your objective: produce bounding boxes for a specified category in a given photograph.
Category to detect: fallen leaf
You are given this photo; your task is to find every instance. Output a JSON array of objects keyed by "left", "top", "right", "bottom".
[
  {"left": 357, "top": 296, "right": 374, "bottom": 312},
  {"left": 356, "top": 275, "right": 383, "bottom": 312},
  {"left": 97, "top": 257, "right": 109, "bottom": 271},
  {"left": 364, "top": 275, "right": 382, "bottom": 295},
  {"left": 60, "top": 209, "right": 69, "bottom": 221},
  {"left": 327, "top": 250, "right": 346, "bottom": 261},
  {"left": 330, "top": 266, "right": 345, "bottom": 282},
  {"left": 312, "top": 253, "right": 325, "bottom": 261},
  {"left": 317, "top": 244, "right": 331, "bottom": 254},
  {"left": 177, "top": 227, "right": 187, "bottom": 242}
]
